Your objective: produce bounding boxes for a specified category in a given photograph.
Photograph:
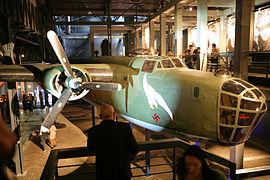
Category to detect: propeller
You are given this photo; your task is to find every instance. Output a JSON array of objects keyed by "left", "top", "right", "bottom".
[
  {"left": 82, "top": 82, "right": 122, "bottom": 91},
  {"left": 41, "top": 88, "right": 72, "bottom": 131},
  {"left": 47, "top": 30, "right": 75, "bottom": 79},
  {"left": 41, "top": 30, "right": 122, "bottom": 131}
]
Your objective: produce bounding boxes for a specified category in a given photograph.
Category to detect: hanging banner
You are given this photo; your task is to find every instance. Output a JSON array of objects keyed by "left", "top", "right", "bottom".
[{"left": 253, "top": 8, "right": 270, "bottom": 51}]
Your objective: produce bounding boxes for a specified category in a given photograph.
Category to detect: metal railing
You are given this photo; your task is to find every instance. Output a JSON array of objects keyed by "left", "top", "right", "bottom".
[
  {"left": 211, "top": 52, "right": 234, "bottom": 72},
  {"left": 183, "top": 52, "right": 234, "bottom": 71},
  {"left": 40, "top": 138, "right": 270, "bottom": 180},
  {"left": 183, "top": 51, "right": 270, "bottom": 81},
  {"left": 248, "top": 51, "right": 270, "bottom": 79},
  {"left": 40, "top": 138, "right": 232, "bottom": 179}
]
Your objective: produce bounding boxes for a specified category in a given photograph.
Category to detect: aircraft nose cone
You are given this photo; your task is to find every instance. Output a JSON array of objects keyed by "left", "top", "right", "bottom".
[{"left": 218, "top": 78, "right": 267, "bottom": 145}]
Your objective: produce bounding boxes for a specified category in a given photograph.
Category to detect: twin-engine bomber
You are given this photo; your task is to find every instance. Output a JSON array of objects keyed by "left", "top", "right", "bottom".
[{"left": 0, "top": 30, "right": 267, "bottom": 145}]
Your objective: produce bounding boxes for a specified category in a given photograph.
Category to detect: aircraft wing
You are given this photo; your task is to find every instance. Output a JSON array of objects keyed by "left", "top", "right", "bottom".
[
  {"left": 0, "top": 65, "right": 37, "bottom": 82},
  {"left": 0, "top": 63, "right": 139, "bottom": 88},
  {"left": 0, "top": 62, "right": 139, "bottom": 130}
]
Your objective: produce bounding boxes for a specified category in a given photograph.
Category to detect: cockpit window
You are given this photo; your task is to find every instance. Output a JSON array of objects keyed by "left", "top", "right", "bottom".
[
  {"left": 162, "top": 59, "right": 174, "bottom": 68},
  {"left": 141, "top": 60, "right": 156, "bottom": 73},
  {"left": 222, "top": 80, "right": 245, "bottom": 94},
  {"left": 171, "top": 59, "right": 183, "bottom": 67},
  {"left": 157, "top": 62, "right": 162, "bottom": 68}
]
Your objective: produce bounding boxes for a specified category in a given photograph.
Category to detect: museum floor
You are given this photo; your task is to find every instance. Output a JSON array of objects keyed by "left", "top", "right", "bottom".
[{"left": 5, "top": 103, "right": 270, "bottom": 180}]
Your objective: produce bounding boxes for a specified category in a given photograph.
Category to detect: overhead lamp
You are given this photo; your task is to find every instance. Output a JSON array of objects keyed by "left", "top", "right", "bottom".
[
  {"left": 189, "top": 7, "right": 192, "bottom": 11},
  {"left": 172, "top": 16, "right": 174, "bottom": 20}
]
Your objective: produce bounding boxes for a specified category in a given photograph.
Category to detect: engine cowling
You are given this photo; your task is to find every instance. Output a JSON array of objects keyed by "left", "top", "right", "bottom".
[{"left": 40, "top": 66, "right": 90, "bottom": 101}]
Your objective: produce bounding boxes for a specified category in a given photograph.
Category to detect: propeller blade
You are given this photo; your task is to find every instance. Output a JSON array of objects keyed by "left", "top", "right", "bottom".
[
  {"left": 41, "top": 88, "right": 73, "bottom": 131},
  {"left": 82, "top": 82, "right": 122, "bottom": 91},
  {"left": 47, "top": 30, "right": 75, "bottom": 79}
]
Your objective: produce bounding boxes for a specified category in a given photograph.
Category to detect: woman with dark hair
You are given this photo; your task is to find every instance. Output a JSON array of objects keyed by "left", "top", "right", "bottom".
[{"left": 177, "top": 145, "right": 227, "bottom": 180}]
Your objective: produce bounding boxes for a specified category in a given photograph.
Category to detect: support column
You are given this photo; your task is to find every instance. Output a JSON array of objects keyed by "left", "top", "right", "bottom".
[
  {"left": 187, "top": 27, "right": 192, "bottom": 47},
  {"left": 136, "top": 29, "right": 140, "bottom": 49},
  {"left": 66, "top": 16, "right": 70, "bottom": 34},
  {"left": 107, "top": 20, "right": 112, "bottom": 56},
  {"left": 168, "top": 24, "right": 173, "bottom": 51},
  {"left": 160, "top": 13, "right": 166, "bottom": 56},
  {"left": 219, "top": 15, "right": 227, "bottom": 53},
  {"left": 197, "top": 0, "right": 208, "bottom": 71},
  {"left": 91, "top": 104, "right": 95, "bottom": 127},
  {"left": 149, "top": 20, "right": 155, "bottom": 55},
  {"left": 37, "top": 34, "right": 46, "bottom": 65},
  {"left": 230, "top": 143, "right": 244, "bottom": 169},
  {"left": 141, "top": 26, "right": 146, "bottom": 48},
  {"left": 145, "top": 129, "right": 150, "bottom": 176},
  {"left": 89, "top": 27, "right": 94, "bottom": 57},
  {"left": 175, "top": 4, "right": 183, "bottom": 58},
  {"left": 130, "top": 31, "right": 135, "bottom": 51},
  {"left": 234, "top": 0, "right": 254, "bottom": 80},
  {"left": 249, "top": 0, "right": 255, "bottom": 51},
  {"left": 8, "top": 82, "right": 24, "bottom": 175}
]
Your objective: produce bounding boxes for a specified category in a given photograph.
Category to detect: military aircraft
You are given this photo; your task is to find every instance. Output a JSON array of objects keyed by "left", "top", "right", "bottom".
[{"left": 0, "top": 30, "right": 267, "bottom": 145}]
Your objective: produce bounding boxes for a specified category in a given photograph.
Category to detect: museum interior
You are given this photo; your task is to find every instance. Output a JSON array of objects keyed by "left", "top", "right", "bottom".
[{"left": 0, "top": 0, "right": 270, "bottom": 179}]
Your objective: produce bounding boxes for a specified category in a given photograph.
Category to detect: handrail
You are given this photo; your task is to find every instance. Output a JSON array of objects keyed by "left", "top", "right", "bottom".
[
  {"left": 41, "top": 150, "right": 59, "bottom": 180},
  {"left": 248, "top": 52, "right": 270, "bottom": 79},
  {"left": 40, "top": 138, "right": 270, "bottom": 180},
  {"left": 236, "top": 165, "right": 270, "bottom": 178}
]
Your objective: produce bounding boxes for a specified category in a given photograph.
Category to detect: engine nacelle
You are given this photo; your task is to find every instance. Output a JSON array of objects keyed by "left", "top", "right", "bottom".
[{"left": 40, "top": 65, "right": 90, "bottom": 101}]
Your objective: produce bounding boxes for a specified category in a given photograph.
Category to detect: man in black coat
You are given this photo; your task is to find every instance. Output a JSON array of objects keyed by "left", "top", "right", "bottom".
[{"left": 87, "top": 104, "right": 139, "bottom": 180}]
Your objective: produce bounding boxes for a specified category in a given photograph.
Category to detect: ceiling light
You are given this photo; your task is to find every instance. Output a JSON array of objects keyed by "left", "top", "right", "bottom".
[{"left": 189, "top": 7, "right": 192, "bottom": 11}]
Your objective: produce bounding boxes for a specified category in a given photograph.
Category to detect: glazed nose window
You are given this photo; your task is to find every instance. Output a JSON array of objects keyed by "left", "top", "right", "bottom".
[
  {"left": 237, "top": 112, "right": 256, "bottom": 126},
  {"left": 240, "top": 99, "right": 261, "bottom": 110},
  {"left": 218, "top": 79, "right": 267, "bottom": 144},
  {"left": 221, "top": 80, "right": 245, "bottom": 94},
  {"left": 220, "top": 108, "right": 236, "bottom": 125},
  {"left": 220, "top": 93, "right": 238, "bottom": 108}
]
